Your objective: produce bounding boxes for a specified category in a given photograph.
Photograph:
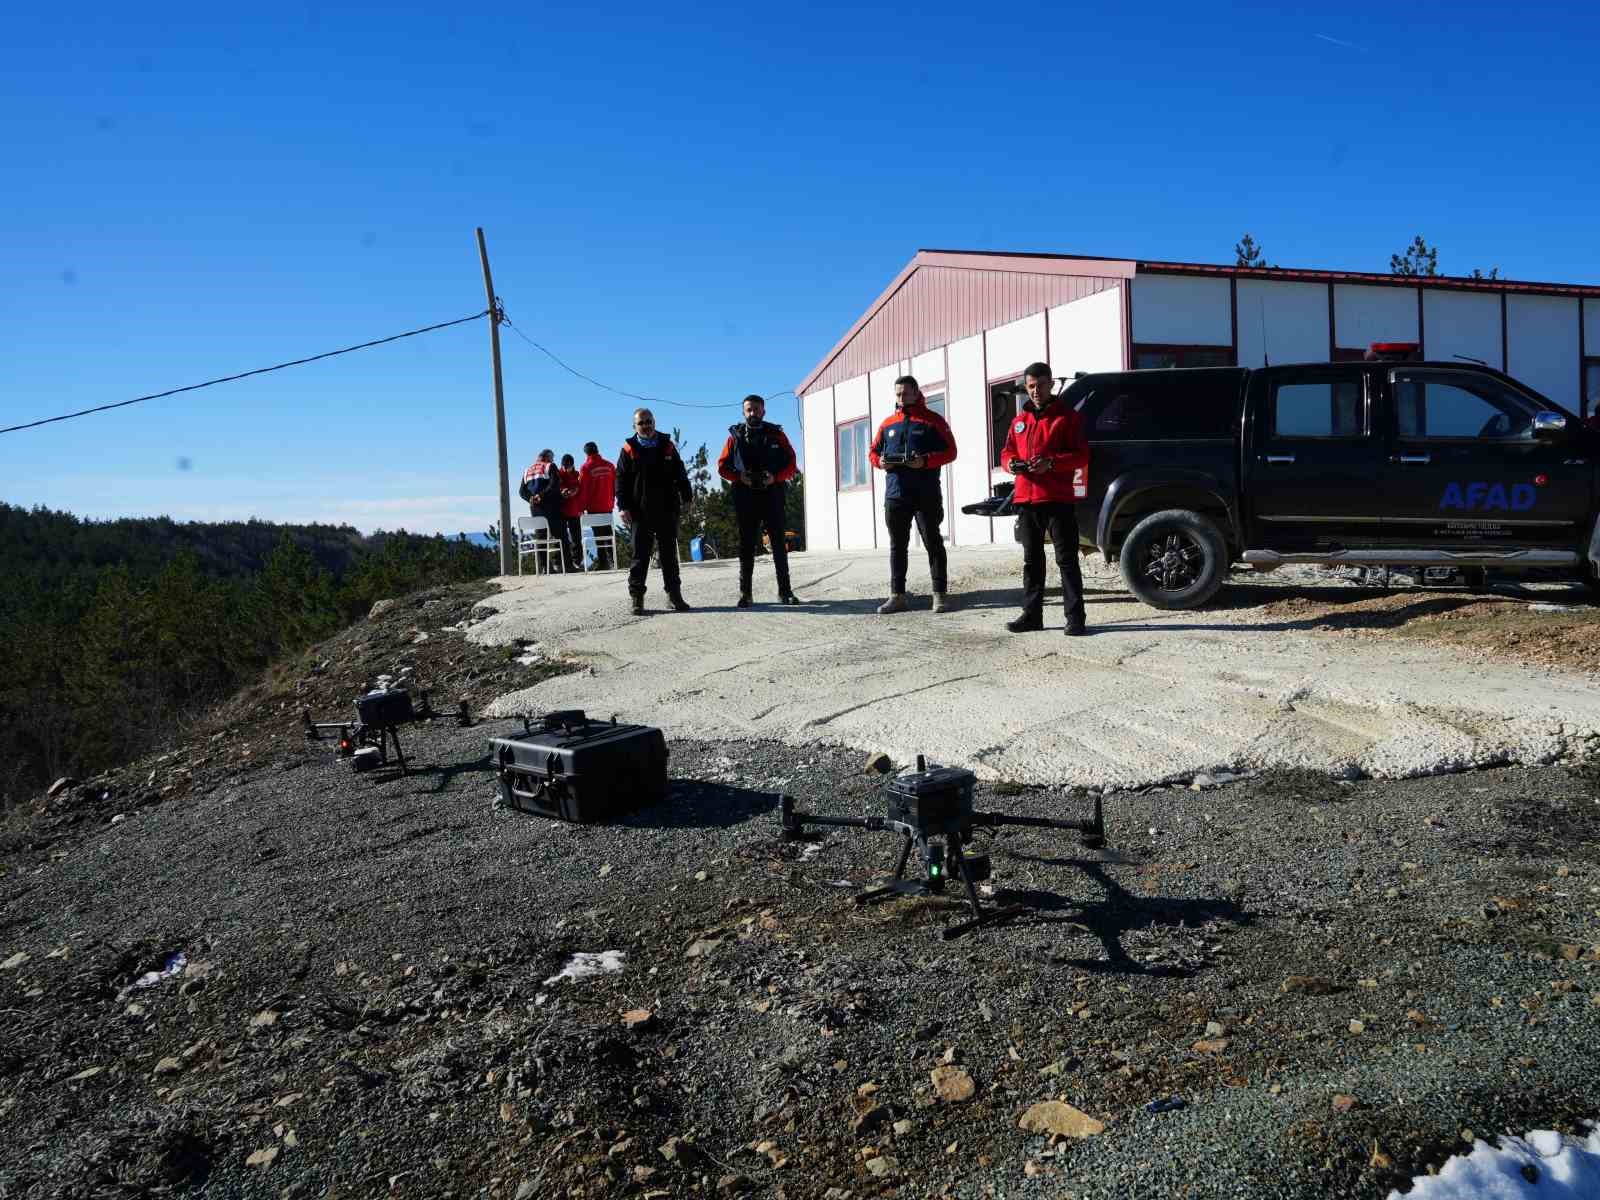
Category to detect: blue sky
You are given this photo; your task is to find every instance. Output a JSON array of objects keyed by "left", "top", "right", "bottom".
[{"left": 4, "top": 1, "right": 1597, "bottom": 535}]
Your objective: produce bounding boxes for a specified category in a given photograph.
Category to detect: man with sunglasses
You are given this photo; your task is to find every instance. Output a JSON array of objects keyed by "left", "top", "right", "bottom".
[
  {"left": 869, "top": 376, "right": 958, "bottom": 613},
  {"left": 1000, "top": 362, "right": 1089, "bottom": 636},
  {"left": 615, "top": 408, "right": 694, "bottom": 615}
]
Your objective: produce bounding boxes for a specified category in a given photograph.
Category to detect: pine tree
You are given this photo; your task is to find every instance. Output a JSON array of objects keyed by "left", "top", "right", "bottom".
[
  {"left": 1390, "top": 236, "right": 1439, "bottom": 277},
  {"left": 1234, "top": 233, "right": 1267, "bottom": 268}
]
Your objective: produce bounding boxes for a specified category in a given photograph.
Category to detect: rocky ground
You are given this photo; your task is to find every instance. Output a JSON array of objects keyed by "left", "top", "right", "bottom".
[{"left": 2, "top": 582, "right": 1598, "bottom": 1200}]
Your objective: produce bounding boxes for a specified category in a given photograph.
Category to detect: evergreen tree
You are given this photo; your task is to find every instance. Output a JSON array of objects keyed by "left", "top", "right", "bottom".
[{"left": 1390, "top": 236, "right": 1439, "bottom": 277}]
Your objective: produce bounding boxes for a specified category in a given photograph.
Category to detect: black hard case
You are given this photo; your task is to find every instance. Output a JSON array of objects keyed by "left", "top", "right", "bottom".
[{"left": 490, "top": 710, "right": 669, "bottom": 822}]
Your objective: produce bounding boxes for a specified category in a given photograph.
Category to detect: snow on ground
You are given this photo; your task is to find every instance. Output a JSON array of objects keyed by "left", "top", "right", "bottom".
[{"left": 1391, "top": 1125, "right": 1600, "bottom": 1199}]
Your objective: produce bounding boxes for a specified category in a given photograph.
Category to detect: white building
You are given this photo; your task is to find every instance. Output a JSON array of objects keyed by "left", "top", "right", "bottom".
[{"left": 797, "top": 249, "right": 1600, "bottom": 552}]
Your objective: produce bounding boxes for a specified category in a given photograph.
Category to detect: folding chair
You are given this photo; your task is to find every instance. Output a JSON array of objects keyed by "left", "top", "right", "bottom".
[
  {"left": 516, "top": 515, "right": 565, "bottom": 576},
  {"left": 579, "top": 513, "right": 618, "bottom": 571}
]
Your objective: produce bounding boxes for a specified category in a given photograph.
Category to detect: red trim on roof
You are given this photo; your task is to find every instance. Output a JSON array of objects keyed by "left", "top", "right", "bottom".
[{"left": 1137, "top": 259, "right": 1600, "bottom": 297}]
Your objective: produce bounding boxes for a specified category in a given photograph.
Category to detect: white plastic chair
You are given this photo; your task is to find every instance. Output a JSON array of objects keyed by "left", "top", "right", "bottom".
[
  {"left": 516, "top": 515, "right": 565, "bottom": 576},
  {"left": 579, "top": 513, "right": 618, "bottom": 571}
]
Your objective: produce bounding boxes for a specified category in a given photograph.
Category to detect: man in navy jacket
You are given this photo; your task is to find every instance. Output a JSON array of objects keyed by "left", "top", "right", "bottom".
[{"left": 869, "top": 376, "right": 958, "bottom": 613}]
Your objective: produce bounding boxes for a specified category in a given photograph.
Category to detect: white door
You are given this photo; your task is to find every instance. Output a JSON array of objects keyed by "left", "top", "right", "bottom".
[{"left": 922, "top": 392, "right": 953, "bottom": 544}]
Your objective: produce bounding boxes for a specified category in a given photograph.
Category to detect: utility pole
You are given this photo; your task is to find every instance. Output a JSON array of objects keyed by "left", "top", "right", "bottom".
[{"left": 476, "top": 227, "right": 514, "bottom": 575}]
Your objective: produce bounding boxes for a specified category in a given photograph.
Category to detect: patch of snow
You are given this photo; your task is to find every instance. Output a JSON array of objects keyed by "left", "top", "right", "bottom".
[
  {"left": 1389, "top": 1123, "right": 1600, "bottom": 1199},
  {"left": 542, "top": 950, "right": 625, "bottom": 986},
  {"left": 125, "top": 951, "right": 187, "bottom": 995}
]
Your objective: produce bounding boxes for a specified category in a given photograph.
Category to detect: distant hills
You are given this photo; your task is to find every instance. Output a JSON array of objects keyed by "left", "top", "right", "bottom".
[{"left": 0, "top": 502, "right": 497, "bottom": 807}]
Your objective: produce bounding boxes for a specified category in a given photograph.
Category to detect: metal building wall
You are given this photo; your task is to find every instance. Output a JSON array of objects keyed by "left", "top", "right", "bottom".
[{"left": 803, "top": 266, "right": 1124, "bottom": 396}]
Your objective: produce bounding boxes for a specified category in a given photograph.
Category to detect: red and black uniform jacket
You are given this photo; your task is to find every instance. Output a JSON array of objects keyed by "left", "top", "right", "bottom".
[
  {"left": 578, "top": 454, "right": 616, "bottom": 515},
  {"left": 520, "top": 460, "right": 562, "bottom": 520},
  {"left": 868, "top": 401, "right": 957, "bottom": 505},
  {"left": 716, "top": 421, "right": 798, "bottom": 493},
  {"left": 1000, "top": 399, "right": 1088, "bottom": 505},
  {"left": 615, "top": 435, "right": 693, "bottom": 516},
  {"left": 557, "top": 467, "right": 583, "bottom": 519}
]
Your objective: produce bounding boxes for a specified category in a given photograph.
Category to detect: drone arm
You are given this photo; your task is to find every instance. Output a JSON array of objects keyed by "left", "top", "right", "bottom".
[
  {"left": 971, "top": 795, "right": 1104, "bottom": 845},
  {"left": 780, "top": 795, "right": 884, "bottom": 841}
]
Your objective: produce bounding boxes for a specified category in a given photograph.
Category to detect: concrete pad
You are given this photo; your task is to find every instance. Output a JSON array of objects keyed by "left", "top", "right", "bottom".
[{"left": 474, "top": 546, "right": 1600, "bottom": 788}]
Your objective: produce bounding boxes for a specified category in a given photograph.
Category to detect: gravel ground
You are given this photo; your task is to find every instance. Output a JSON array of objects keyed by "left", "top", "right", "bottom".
[{"left": 3, "top": 701, "right": 1598, "bottom": 1198}]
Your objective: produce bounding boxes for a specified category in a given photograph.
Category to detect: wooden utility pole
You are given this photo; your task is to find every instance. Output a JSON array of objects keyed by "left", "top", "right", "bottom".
[{"left": 476, "top": 227, "right": 514, "bottom": 575}]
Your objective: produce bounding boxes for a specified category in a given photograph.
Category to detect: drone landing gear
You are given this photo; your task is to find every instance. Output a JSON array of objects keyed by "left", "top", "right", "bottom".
[{"left": 853, "top": 829, "right": 1027, "bottom": 939}]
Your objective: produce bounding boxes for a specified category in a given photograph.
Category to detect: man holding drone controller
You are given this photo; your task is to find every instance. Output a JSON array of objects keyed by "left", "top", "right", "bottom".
[
  {"left": 869, "top": 375, "right": 958, "bottom": 614},
  {"left": 1000, "top": 361, "right": 1090, "bottom": 636}
]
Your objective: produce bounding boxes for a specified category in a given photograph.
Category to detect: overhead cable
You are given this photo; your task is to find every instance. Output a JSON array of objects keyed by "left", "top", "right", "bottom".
[
  {"left": 0, "top": 310, "right": 490, "bottom": 435},
  {"left": 501, "top": 318, "right": 734, "bottom": 411}
]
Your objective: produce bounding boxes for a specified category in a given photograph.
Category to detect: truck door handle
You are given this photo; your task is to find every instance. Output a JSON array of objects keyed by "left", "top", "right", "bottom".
[
  {"left": 1262, "top": 454, "right": 1296, "bottom": 464},
  {"left": 1391, "top": 454, "right": 1432, "bottom": 465}
]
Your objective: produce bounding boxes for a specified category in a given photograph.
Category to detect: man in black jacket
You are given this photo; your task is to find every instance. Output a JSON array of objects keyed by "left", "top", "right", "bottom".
[
  {"left": 717, "top": 394, "right": 800, "bottom": 607},
  {"left": 615, "top": 408, "right": 694, "bottom": 615}
]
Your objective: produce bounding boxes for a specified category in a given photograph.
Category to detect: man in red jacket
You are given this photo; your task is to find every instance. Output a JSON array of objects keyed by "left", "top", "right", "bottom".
[
  {"left": 578, "top": 441, "right": 616, "bottom": 569},
  {"left": 1000, "top": 361, "right": 1089, "bottom": 636},
  {"left": 557, "top": 454, "right": 584, "bottom": 571}
]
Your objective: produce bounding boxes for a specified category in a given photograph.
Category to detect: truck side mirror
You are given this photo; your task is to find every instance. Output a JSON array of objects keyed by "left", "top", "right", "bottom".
[{"left": 1533, "top": 412, "right": 1568, "bottom": 438}]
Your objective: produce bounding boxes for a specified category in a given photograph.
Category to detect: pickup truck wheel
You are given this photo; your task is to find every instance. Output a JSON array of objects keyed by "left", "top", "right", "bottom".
[{"left": 1119, "top": 509, "right": 1229, "bottom": 610}]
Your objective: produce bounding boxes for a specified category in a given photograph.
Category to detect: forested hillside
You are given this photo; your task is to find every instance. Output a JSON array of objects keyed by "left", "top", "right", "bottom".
[{"left": 0, "top": 503, "right": 496, "bottom": 807}]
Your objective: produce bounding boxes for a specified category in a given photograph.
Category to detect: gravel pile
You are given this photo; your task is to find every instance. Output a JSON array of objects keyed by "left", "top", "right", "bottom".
[{"left": 3, "top": 700, "right": 1598, "bottom": 1198}]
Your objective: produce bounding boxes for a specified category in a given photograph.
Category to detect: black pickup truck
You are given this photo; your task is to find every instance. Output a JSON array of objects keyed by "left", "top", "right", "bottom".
[{"left": 968, "top": 357, "right": 1597, "bottom": 610}]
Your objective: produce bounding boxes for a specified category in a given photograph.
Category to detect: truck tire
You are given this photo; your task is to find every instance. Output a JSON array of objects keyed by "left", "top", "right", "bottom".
[{"left": 1119, "top": 509, "right": 1229, "bottom": 610}]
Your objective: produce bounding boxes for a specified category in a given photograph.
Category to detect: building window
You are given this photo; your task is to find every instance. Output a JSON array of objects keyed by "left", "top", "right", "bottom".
[
  {"left": 988, "top": 379, "right": 1022, "bottom": 467},
  {"left": 1585, "top": 359, "right": 1600, "bottom": 420},
  {"left": 836, "top": 418, "right": 870, "bottom": 490},
  {"left": 1132, "top": 345, "right": 1235, "bottom": 370},
  {"left": 923, "top": 391, "right": 946, "bottom": 420}
]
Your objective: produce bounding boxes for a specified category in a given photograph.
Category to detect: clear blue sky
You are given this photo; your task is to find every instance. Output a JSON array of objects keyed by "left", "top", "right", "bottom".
[{"left": 4, "top": 1, "right": 1597, "bottom": 535}]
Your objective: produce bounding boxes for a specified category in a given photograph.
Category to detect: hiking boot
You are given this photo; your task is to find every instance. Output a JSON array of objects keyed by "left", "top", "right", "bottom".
[
  {"left": 779, "top": 593, "right": 801, "bottom": 606},
  {"left": 630, "top": 593, "right": 646, "bottom": 616},
  {"left": 931, "top": 592, "right": 951, "bottom": 613},
  {"left": 1064, "top": 621, "right": 1088, "bottom": 637},
  {"left": 1005, "top": 613, "right": 1043, "bottom": 633},
  {"left": 668, "top": 592, "right": 693, "bottom": 612},
  {"left": 877, "top": 593, "right": 909, "bottom": 614},
  {"left": 736, "top": 592, "right": 753, "bottom": 608}
]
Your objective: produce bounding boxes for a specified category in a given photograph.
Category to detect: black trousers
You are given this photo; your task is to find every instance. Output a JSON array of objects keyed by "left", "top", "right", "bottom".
[
  {"left": 1017, "top": 502, "right": 1085, "bottom": 626},
  {"left": 884, "top": 496, "right": 947, "bottom": 594},
  {"left": 627, "top": 511, "right": 682, "bottom": 595},
  {"left": 735, "top": 485, "right": 791, "bottom": 595},
  {"left": 561, "top": 516, "right": 582, "bottom": 569}
]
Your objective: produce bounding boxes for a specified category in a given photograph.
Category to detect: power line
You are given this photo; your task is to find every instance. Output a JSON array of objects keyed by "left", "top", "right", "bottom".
[
  {"left": 1, "top": 310, "right": 490, "bottom": 436},
  {"left": 501, "top": 318, "right": 734, "bottom": 411}
]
